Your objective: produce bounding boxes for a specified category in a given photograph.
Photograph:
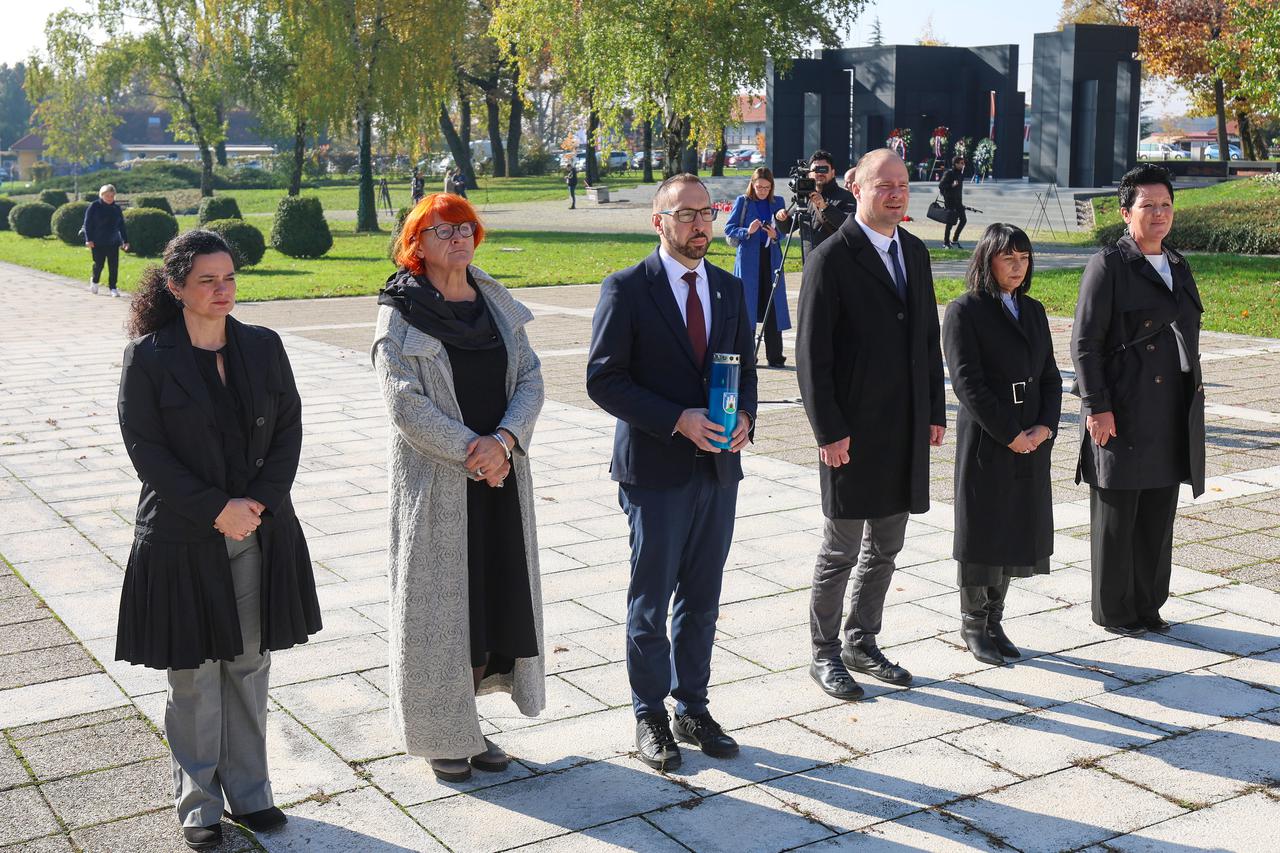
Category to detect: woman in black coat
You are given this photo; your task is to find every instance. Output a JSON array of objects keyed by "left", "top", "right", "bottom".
[
  {"left": 116, "top": 230, "right": 322, "bottom": 850},
  {"left": 1071, "top": 164, "right": 1204, "bottom": 637},
  {"left": 943, "top": 224, "right": 1061, "bottom": 664},
  {"left": 938, "top": 156, "right": 967, "bottom": 249}
]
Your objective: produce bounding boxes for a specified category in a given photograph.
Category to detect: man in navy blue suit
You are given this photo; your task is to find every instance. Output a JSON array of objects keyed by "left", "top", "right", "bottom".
[{"left": 587, "top": 174, "right": 758, "bottom": 771}]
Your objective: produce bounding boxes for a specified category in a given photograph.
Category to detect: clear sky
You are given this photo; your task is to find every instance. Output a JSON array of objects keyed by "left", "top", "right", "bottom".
[{"left": 2, "top": 0, "right": 1189, "bottom": 115}]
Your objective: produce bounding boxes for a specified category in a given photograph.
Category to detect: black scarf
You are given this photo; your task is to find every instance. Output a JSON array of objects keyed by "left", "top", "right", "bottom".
[{"left": 378, "top": 268, "right": 501, "bottom": 350}]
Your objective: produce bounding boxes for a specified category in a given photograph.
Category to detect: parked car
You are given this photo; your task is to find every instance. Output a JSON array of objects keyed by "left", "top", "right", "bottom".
[
  {"left": 1137, "top": 142, "right": 1188, "bottom": 160},
  {"left": 631, "top": 150, "right": 666, "bottom": 169},
  {"left": 605, "top": 150, "right": 630, "bottom": 170},
  {"left": 726, "top": 147, "right": 758, "bottom": 167},
  {"left": 1203, "top": 143, "right": 1242, "bottom": 160}
]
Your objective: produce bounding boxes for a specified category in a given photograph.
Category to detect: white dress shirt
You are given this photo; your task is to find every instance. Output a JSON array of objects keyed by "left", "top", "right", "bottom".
[
  {"left": 854, "top": 214, "right": 908, "bottom": 287},
  {"left": 1144, "top": 251, "right": 1191, "bottom": 373},
  {"left": 658, "top": 245, "right": 712, "bottom": 341}
]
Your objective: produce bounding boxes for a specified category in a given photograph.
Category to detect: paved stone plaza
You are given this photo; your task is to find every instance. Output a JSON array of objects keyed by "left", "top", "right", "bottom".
[{"left": 3, "top": 257, "right": 1280, "bottom": 852}]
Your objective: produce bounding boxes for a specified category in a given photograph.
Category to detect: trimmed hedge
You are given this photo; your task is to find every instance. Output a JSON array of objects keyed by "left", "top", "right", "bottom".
[
  {"left": 1094, "top": 196, "right": 1280, "bottom": 254},
  {"left": 132, "top": 194, "right": 174, "bottom": 215},
  {"left": 9, "top": 202, "right": 55, "bottom": 238},
  {"left": 52, "top": 201, "right": 91, "bottom": 245},
  {"left": 204, "top": 218, "right": 266, "bottom": 268},
  {"left": 123, "top": 207, "right": 179, "bottom": 257},
  {"left": 37, "top": 189, "right": 70, "bottom": 208},
  {"left": 0, "top": 196, "right": 15, "bottom": 230},
  {"left": 271, "top": 196, "right": 332, "bottom": 258},
  {"left": 198, "top": 195, "right": 242, "bottom": 224},
  {"left": 82, "top": 192, "right": 99, "bottom": 203}
]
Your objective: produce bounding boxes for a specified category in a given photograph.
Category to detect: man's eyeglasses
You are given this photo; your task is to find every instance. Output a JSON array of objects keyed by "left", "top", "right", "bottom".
[
  {"left": 421, "top": 221, "right": 477, "bottom": 240},
  {"left": 811, "top": 165, "right": 831, "bottom": 174},
  {"left": 657, "top": 207, "right": 718, "bottom": 223}
]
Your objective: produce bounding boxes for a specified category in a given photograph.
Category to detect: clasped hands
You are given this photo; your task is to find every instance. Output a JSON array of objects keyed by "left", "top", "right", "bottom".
[
  {"left": 1085, "top": 412, "right": 1117, "bottom": 447},
  {"left": 214, "top": 498, "right": 266, "bottom": 541},
  {"left": 1008, "top": 425, "right": 1054, "bottom": 454},
  {"left": 465, "top": 431, "right": 513, "bottom": 487},
  {"left": 819, "top": 425, "right": 946, "bottom": 468},
  {"left": 676, "top": 409, "right": 750, "bottom": 453}
]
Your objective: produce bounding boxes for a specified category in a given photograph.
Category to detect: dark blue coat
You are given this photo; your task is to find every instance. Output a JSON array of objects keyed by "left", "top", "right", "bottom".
[
  {"left": 723, "top": 193, "right": 791, "bottom": 330},
  {"left": 82, "top": 199, "right": 128, "bottom": 246},
  {"left": 586, "top": 249, "right": 758, "bottom": 489}
]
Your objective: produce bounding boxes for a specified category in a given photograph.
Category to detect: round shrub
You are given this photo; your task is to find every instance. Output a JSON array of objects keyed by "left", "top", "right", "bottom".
[
  {"left": 9, "top": 202, "right": 55, "bottom": 238},
  {"left": 132, "top": 194, "right": 173, "bottom": 215},
  {"left": 52, "top": 201, "right": 91, "bottom": 245},
  {"left": 82, "top": 192, "right": 99, "bottom": 203},
  {"left": 123, "top": 207, "right": 179, "bottom": 257},
  {"left": 204, "top": 219, "right": 266, "bottom": 268},
  {"left": 38, "top": 189, "right": 69, "bottom": 208},
  {"left": 198, "top": 195, "right": 241, "bottom": 225},
  {"left": 271, "top": 196, "right": 332, "bottom": 258},
  {"left": 0, "top": 196, "right": 16, "bottom": 230}
]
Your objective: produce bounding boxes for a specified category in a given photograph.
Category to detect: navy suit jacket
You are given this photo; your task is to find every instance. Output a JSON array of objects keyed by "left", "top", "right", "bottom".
[{"left": 587, "top": 249, "right": 758, "bottom": 489}]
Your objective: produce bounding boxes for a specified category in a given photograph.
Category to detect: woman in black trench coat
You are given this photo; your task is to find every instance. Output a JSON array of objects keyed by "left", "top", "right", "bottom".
[
  {"left": 943, "top": 224, "right": 1062, "bottom": 664},
  {"left": 1071, "top": 164, "right": 1205, "bottom": 637},
  {"left": 116, "top": 230, "right": 322, "bottom": 850}
]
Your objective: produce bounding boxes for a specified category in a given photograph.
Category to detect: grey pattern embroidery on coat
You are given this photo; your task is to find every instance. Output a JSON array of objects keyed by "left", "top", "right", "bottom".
[{"left": 371, "top": 265, "right": 546, "bottom": 759}]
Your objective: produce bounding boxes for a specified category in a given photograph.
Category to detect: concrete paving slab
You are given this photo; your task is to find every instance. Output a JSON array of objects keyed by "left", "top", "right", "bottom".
[
  {"left": 804, "top": 808, "right": 1009, "bottom": 851},
  {"left": 648, "top": 784, "right": 835, "bottom": 853},
  {"left": 1101, "top": 790, "right": 1280, "bottom": 852},
  {"left": 70, "top": 811, "right": 256, "bottom": 853},
  {"left": 513, "top": 817, "right": 688, "bottom": 852},
  {"left": 40, "top": 757, "right": 170, "bottom": 829},
  {"left": 266, "top": 709, "right": 364, "bottom": 805},
  {"left": 0, "top": 673, "right": 128, "bottom": 728},
  {"left": 0, "top": 786, "right": 61, "bottom": 845},
  {"left": 1086, "top": 670, "right": 1280, "bottom": 733},
  {"left": 260, "top": 786, "right": 446, "bottom": 852}
]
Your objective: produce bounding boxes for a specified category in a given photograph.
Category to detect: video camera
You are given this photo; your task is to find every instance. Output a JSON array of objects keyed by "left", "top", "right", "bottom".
[{"left": 787, "top": 159, "right": 816, "bottom": 209}]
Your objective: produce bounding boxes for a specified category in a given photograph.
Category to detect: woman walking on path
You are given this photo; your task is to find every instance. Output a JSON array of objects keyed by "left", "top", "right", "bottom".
[
  {"left": 724, "top": 167, "right": 791, "bottom": 367},
  {"left": 116, "top": 230, "right": 322, "bottom": 850},
  {"left": 372, "top": 192, "right": 546, "bottom": 782},
  {"left": 83, "top": 184, "right": 129, "bottom": 296},
  {"left": 939, "top": 157, "right": 967, "bottom": 249},
  {"left": 1071, "top": 164, "right": 1205, "bottom": 637},
  {"left": 943, "top": 224, "right": 1061, "bottom": 664}
]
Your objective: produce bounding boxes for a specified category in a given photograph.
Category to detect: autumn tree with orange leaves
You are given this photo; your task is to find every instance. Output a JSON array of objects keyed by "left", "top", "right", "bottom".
[{"left": 1122, "top": 0, "right": 1233, "bottom": 160}]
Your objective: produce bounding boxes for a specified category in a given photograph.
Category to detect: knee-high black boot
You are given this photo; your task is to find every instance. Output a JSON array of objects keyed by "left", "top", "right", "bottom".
[{"left": 985, "top": 579, "right": 1019, "bottom": 658}]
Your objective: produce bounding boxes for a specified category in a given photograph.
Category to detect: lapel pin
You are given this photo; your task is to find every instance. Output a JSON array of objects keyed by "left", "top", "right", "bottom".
[{"left": 715, "top": 290, "right": 721, "bottom": 299}]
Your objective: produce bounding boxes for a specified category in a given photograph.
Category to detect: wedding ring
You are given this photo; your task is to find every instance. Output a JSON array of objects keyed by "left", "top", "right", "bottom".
[{"left": 477, "top": 467, "right": 485, "bottom": 476}]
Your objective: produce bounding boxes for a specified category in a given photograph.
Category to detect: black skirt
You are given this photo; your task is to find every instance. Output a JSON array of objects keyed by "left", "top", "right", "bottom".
[
  {"left": 443, "top": 300, "right": 538, "bottom": 672},
  {"left": 957, "top": 557, "right": 1051, "bottom": 588}
]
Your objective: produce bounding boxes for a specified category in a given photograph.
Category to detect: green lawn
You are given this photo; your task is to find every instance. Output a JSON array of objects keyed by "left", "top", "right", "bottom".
[{"left": 3, "top": 217, "right": 1274, "bottom": 336}]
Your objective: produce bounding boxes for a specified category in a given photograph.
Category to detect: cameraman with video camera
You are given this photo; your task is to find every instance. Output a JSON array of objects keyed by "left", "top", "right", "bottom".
[{"left": 775, "top": 149, "right": 855, "bottom": 256}]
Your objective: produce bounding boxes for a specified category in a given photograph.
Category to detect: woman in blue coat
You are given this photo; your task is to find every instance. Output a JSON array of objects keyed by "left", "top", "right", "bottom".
[{"left": 724, "top": 168, "right": 791, "bottom": 367}]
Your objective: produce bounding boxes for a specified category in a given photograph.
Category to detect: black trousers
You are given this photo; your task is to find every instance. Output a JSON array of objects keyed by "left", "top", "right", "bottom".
[
  {"left": 568, "top": 184, "right": 576, "bottom": 208},
  {"left": 91, "top": 244, "right": 120, "bottom": 288},
  {"left": 944, "top": 208, "right": 967, "bottom": 244},
  {"left": 1089, "top": 484, "right": 1180, "bottom": 626},
  {"left": 756, "top": 245, "right": 783, "bottom": 364}
]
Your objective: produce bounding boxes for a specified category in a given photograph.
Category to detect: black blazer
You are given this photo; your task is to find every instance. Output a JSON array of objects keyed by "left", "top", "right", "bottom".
[
  {"left": 944, "top": 291, "right": 1061, "bottom": 565},
  {"left": 586, "top": 249, "right": 758, "bottom": 489},
  {"left": 117, "top": 315, "right": 321, "bottom": 667},
  {"left": 797, "top": 216, "right": 946, "bottom": 520},
  {"left": 1071, "top": 234, "right": 1205, "bottom": 495}
]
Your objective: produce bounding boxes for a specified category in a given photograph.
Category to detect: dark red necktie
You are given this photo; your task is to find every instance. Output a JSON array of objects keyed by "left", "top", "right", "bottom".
[{"left": 683, "top": 270, "right": 707, "bottom": 366}]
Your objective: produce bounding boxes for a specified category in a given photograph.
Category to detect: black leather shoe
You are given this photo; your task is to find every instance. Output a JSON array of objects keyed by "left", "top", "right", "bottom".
[
  {"left": 986, "top": 620, "right": 1021, "bottom": 658},
  {"left": 843, "top": 641, "right": 912, "bottom": 686},
  {"left": 810, "top": 658, "right": 865, "bottom": 700},
  {"left": 961, "top": 617, "right": 1004, "bottom": 665},
  {"left": 767, "top": 357, "right": 787, "bottom": 368},
  {"left": 226, "top": 806, "right": 287, "bottom": 833},
  {"left": 183, "top": 824, "right": 222, "bottom": 850},
  {"left": 674, "top": 711, "right": 739, "bottom": 758},
  {"left": 1141, "top": 614, "right": 1172, "bottom": 633},
  {"left": 1103, "top": 622, "right": 1148, "bottom": 637},
  {"left": 635, "top": 713, "right": 681, "bottom": 771}
]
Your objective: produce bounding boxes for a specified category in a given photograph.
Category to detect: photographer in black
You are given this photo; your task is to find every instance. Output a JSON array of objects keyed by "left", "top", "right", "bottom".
[{"left": 775, "top": 149, "right": 855, "bottom": 256}]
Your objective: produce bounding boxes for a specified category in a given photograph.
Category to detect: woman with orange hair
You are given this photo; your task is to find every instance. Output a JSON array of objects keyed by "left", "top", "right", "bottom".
[{"left": 372, "top": 193, "right": 546, "bottom": 782}]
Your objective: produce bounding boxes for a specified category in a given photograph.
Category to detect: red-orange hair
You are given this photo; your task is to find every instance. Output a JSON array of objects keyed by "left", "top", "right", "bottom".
[{"left": 394, "top": 192, "right": 486, "bottom": 276}]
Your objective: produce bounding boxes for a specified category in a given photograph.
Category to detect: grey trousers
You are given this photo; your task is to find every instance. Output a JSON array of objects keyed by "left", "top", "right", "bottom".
[
  {"left": 167, "top": 533, "right": 273, "bottom": 827},
  {"left": 810, "top": 512, "right": 910, "bottom": 659}
]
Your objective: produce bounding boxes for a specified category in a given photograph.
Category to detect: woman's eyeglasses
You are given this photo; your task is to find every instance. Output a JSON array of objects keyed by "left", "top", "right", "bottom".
[
  {"left": 657, "top": 207, "right": 718, "bottom": 223},
  {"left": 422, "top": 221, "right": 477, "bottom": 240}
]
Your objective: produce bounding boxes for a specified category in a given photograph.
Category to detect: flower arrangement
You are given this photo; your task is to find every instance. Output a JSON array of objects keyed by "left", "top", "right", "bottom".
[
  {"left": 887, "top": 128, "right": 912, "bottom": 160},
  {"left": 954, "top": 136, "right": 973, "bottom": 160},
  {"left": 974, "top": 138, "right": 997, "bottom": 177},
  {"left": 930, "top": 126, "right": 949, "bottom": 158}
]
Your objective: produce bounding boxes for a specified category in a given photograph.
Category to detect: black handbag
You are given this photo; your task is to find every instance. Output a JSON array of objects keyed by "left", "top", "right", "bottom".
[{"left": 926, "top": 196, "right": 955, "bottom": 224}]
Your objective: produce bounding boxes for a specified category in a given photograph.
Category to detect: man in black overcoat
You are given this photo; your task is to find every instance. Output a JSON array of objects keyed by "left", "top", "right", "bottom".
[{"left": 797, "top": 149, "right": 946, "bottom": 700}]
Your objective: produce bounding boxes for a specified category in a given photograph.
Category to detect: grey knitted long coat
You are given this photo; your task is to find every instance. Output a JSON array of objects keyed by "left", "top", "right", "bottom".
[{"left": 371, "top": 266, "right": 546, "bottom": 759}]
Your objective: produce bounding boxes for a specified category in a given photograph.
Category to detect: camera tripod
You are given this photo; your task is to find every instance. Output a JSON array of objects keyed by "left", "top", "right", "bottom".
[{"left": 754, "top": 199, "right": 805, "bottom": 362}]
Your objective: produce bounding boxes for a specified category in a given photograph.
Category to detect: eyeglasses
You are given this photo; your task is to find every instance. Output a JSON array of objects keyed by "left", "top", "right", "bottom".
[
  {"left": 811, "top": 165, "right": 831, "bottom": 174},
  {"left": 658, "top": 207, "right": 718, "bottom": 223},
  {"left": 421, "top": 221, "right": 477, "bottom": 240}
]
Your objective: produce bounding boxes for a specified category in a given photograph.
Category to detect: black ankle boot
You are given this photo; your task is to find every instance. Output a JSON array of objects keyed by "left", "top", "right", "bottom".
[
  {"left": 987, "top": 619, "right": 1020, "bottom": 658},
  {"left": 961, "top": 614, "right": 1004, "bottom": 665}
]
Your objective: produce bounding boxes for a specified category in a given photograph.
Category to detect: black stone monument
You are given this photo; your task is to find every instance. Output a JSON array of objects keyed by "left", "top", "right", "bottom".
[
  {"left": 766, "top": 44, "right": 1025, "bottom": 180},
  {"left": 1029, "top": 24, "right": 1141, "bottom": 187}
]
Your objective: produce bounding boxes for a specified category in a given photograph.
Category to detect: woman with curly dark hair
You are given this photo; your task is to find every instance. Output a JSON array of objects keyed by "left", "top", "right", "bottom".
[{"left": 118, "top": 229, "right": 322, "bottom": 849}]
